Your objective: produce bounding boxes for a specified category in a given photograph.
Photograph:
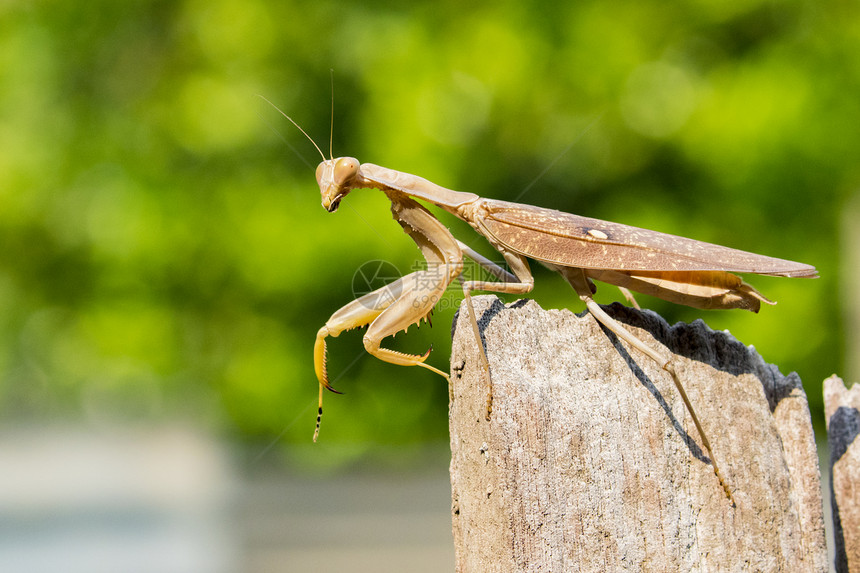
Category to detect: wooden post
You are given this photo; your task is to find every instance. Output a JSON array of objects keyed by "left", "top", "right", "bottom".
[
  {"left": 448, "top": 296, "right": 827, "bottom": 572},
  {"left": 824, "top": 375, "right": 860, "bottom": 573}
]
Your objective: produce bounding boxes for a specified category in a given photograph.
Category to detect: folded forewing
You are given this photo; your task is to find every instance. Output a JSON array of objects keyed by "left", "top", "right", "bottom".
[{"left": 477, "top": 199, "right": 817, "bottom": 278}]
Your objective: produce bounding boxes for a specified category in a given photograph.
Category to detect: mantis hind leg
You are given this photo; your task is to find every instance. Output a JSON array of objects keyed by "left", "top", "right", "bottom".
[{"left": 560, "top": 267, "right": 735, "bottom": 505}]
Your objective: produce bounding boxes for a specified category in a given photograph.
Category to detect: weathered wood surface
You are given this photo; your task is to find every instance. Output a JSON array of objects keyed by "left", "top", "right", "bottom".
[
  {"left": 824, "top": 375, "right": 860, "bottom": 573},
  {"left": 449, "top": 296, "right": 826, "bottom": 573}
]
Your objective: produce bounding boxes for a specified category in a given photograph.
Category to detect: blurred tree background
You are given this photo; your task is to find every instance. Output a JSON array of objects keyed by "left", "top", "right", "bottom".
[{"left": 1, "top": 0, "right": 857, "bottom": 468}]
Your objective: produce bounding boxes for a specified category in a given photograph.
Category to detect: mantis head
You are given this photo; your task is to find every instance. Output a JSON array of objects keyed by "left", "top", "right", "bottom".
[
  {"left": 253, "top": 95, "right": 357, "bottom": 212},
  {"left": 316, "top": 157, "right": 360, "bottom": 212}
]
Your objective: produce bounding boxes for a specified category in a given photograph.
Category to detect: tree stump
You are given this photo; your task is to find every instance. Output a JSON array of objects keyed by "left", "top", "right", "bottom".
[
  {"left": 448, "top": 296, "right": 827, "bottom": 572},
  {"left": 824, "top": 375, "right": 860, "bottom": 573}
]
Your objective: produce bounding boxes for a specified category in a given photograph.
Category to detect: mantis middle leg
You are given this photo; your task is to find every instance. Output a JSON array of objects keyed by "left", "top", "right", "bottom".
[{"left": 456, "top": 248, "right": 537, "bottom": 416}]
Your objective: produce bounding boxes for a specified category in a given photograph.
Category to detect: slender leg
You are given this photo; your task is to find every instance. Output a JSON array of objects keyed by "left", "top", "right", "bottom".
[
  {"left": 618, "top": 286, "right": 641, "bottom": 310},
  {"left": 458, "top": 276, "right": 495, "bottom": 418},
  {"left": 456, "top": 251, "right": 536, "bottom": 418},
  {"left": 456, "top": 240, "right": 518, "bottom": 283},
  {"left": 460, "top": 250, "right": 535, "bottom": 296},
  {"left": 562, "top": 267, "right": 735, "bottom": 504}
]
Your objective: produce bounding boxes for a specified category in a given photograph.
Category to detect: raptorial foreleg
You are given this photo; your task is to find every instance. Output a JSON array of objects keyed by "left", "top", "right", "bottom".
[
  {"left": 313, "top": 276, "right": 414, "bottom": 441},
  {"left": 363, "top": 253, "right": 463, "bottom": 371}
]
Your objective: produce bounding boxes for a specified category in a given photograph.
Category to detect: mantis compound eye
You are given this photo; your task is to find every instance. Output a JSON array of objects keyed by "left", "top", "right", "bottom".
[{"left": 333, "top": 157, "right": 359, "bottom": 185}]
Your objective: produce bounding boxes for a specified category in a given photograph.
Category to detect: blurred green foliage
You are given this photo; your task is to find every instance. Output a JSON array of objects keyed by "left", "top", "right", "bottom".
[{"left": 1, "top": 0, "right": 857, "bottom": 464}]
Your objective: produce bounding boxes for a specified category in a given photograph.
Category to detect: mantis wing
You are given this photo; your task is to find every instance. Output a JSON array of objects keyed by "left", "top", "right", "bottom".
[{"left": 476, "top": 199, "right": 817, "bottom": 278}]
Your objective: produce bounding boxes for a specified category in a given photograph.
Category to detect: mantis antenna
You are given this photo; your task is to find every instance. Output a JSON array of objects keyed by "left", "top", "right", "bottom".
[
  {"left": 329, "top": 70, "right": 335, "bottom": 160},
  {"left": 257, "top": 94, "right": 327, "bottom": 163}
]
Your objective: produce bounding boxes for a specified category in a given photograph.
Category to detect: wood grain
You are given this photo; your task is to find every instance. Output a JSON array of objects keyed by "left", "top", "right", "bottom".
[{"left": 449, "top": 296, "right": 826, "bottom": 572}]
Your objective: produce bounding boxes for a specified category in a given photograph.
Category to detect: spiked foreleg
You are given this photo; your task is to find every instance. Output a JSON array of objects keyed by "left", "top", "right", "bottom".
[
  {"left": 315, "top": 194, "right": 464, "bottom": 441},
  {"left": 313, "top": 277, "right": 411, "bottom": 441},
  {"left": 315, "top": 278, "right": 409, "bottom": 391},
  {"left": 363, "top": 267, "right": 460, "bottom": 378},
  {"left": 365, "top": 193, "right": 465, "bottom": 375}
]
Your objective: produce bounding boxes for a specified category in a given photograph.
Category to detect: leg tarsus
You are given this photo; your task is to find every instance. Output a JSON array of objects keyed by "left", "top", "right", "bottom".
[
  {"left": 416, "top": 359, "right": 450, "bottom": 380},
  {"left": 661, "top": 361, "right": 735, "bottom": 505},
  {"left": 313, "top": 387, "right": 323, "bottom": 443}
]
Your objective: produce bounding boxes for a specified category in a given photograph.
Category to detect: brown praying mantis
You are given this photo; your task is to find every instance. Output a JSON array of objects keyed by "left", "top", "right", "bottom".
[{"left": 284, "top": 106, "right": 816, "bottom": 503}]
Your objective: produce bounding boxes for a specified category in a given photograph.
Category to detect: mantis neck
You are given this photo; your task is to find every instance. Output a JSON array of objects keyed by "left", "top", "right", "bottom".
[{"left": 359, "top": 163, "right": 480, "bottom": 213}]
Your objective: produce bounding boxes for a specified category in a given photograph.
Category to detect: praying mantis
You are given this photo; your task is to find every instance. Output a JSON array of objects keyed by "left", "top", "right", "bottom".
[{"left": 285, "top": 106, "right": 816, "bottom": 503}]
